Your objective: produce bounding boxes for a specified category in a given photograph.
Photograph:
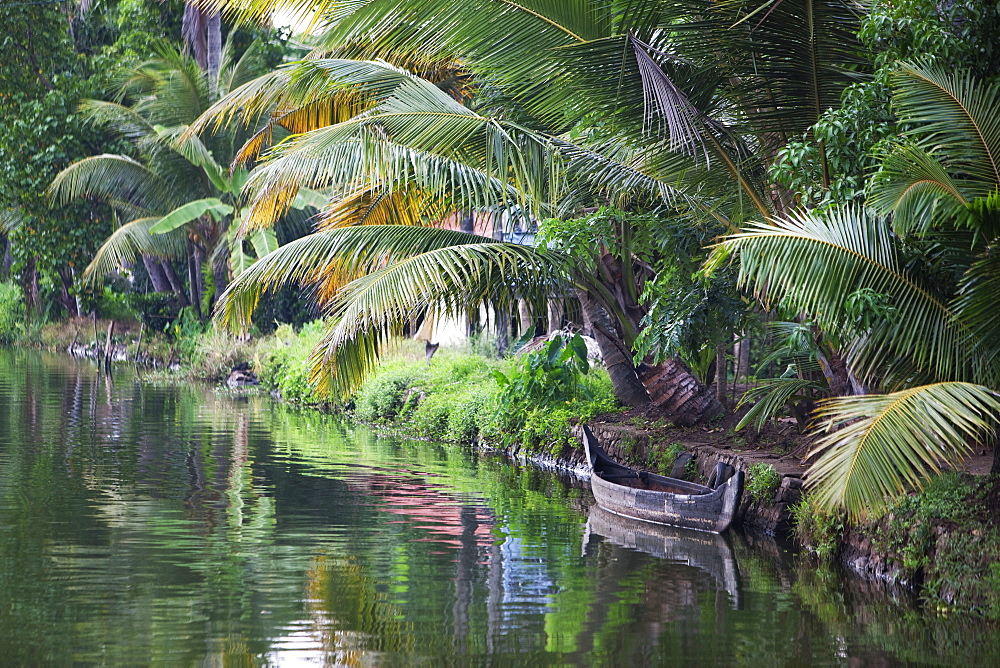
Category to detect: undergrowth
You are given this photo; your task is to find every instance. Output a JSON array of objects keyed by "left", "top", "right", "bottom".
[
  {"left": 348, "top": 333, "right": 619, "bottom": 452},
  {"left": 866, "top": 473, "right": 1000, "bottom": 617}
]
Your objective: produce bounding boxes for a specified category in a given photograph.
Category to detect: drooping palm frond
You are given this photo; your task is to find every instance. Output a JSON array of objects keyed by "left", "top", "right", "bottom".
[
  {"left": 83, "top": 216, "right": 189, "bottom": 283},
  {"left": 954, "top": 193, "right": 1000, "bottom": 383},
  {"left": 214, "top": 225, "right": 521, "bottom": 330},
  {"left": 186, "top": 58, "right": 420, "bottom": 143},
  {"left": 868, "top": 142, "right": 971, "bottom": 235},
  {"left": 0, "top": 207, "right": 25, "bottom": 232},
  {"left": 890, "top": 62, "right": 1000, "bottom": 194},
  {"left": 704, "top": 0, "right": 868, "bottom": 138},
  {"left": 304, "top": 0, "right": 608, "bottom": 127},
  {"left": 78, "top": 100, "right": 159, "bottom": 144},
  {"left": 133, "top": 44, "right": 211, "bottom": 126},
  {"left": 807, "top": 382, "right": 1000, "bottom": 519},
  {"left": 48, "top": 155, "right": 181, "bottom": 214},
  {"left": 311, "top": 240, "right": 566, "bottom": 397},
  {"left": 238, "top": 99, "right": 557, "bottom": 232},
  {"left": 720, "top": 205, "right": 973, "bottom": 384},
  {"left": 316, "top": 186, "right": 434, "bottom": 229}
]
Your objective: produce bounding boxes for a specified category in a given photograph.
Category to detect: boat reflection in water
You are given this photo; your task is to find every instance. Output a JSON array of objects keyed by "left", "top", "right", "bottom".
[{"left": 584, "top": 504, "right": 741, "bottom": 608}]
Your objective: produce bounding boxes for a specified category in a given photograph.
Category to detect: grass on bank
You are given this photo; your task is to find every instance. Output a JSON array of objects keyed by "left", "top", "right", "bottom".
[{"left": 254, "top": 324, "right": 620, "bottom": 454}]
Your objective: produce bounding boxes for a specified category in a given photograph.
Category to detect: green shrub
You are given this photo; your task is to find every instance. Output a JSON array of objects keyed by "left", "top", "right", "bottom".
[
  {"left": 187, "top": 327, "right": 254, "bottom": 381},
  {"left": 354, "top": 363, "right": 425, "bottom": 422},
  {"left": 791, "top": 496, "right": 844, "bottom": 561},
  {"left": 869, "top": 473, "right": 1000, "bottom": 615},
  {"left": 747, "top": 463, "right": 781, "bottom": 503},
  {"left": 0, "top": 281, "right": 24, "bottom": 343},
  {"left": 255, "top": 321, "right": 328, "bottom": 405},
  {"left": 485, "top": 334, "right": 619, "bottom": 452}
]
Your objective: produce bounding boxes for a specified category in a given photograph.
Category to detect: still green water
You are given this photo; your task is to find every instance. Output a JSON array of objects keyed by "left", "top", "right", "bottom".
[{"left": 0, "top": 350, "right": 996, "bottom": 665}]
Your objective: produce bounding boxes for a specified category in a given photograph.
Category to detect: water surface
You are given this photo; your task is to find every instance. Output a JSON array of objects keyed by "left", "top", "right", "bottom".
[{"left": 0, "top": 350, "right": 995, "bottom": 664}]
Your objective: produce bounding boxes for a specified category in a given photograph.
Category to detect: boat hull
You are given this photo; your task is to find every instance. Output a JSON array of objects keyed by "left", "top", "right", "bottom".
[{"left": 583, "top": 425, "right": 744, "bottom": 533}]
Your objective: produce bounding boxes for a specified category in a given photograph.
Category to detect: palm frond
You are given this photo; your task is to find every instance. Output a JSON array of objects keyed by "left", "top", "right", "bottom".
[
  {"left": 186, "top": 58, "right": 419, "bottom": 141},
  {"left": 736, "top": 377, "right": 825, "bottom": 432},
  {"left": 868, "top": 142, "right": 971, "bottom": 235},
  {"left": 807, "top": 382, "right": 1000, "bottom": 519},
  {"left": 239, "top": 112, "right": 544, "bottom": 231},
  {"left": 891, "top": 62, "right": 1000, "bottom": 192},
  {"left": 720, "top": 205, "right": 971, "bottom": 383},
  {"left": 312, "top": 241, "right": 566, "bottom": 397},
  {"left": 48, "top": 155, "right": 180, "bottom": 213},
  {"left": 78, "top": 100, "right": 158, "bottom": 143},
  {"left": 83, "top": 217, "right": 188, "bottom": 283},
  {"left": 214, "top": 225, "right": 521, "bottom": 330}
]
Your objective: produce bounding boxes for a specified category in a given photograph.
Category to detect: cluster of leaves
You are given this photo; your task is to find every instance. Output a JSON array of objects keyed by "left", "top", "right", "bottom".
[
  {"left": 746, "top": 463, "right": 781, "bottom": 504},
  {"left": 0, "top": 281, "right": 24, "bottom": 343},
  {"left": 790, "top": 496, "right": 846, "bottom": 561},
  {"left": 771, "top": 0, "right": 1000, "bottom": 208}
]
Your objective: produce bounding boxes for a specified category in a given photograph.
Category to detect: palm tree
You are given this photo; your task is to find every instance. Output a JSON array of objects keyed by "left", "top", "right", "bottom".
[
  {"left": 50, "top": 41, "right": 300, "bottom": 317},
  {"left": 719, "top": 63, "right": 1000, "bottom": 518},
  {"left": 197, "top": 0, "right": 867, "bottom": 414}
]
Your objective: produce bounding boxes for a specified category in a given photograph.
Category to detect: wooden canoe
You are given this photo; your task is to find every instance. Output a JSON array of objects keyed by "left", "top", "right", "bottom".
[{"left": 582, "top": 424, "right": 744, "bottom": 533}]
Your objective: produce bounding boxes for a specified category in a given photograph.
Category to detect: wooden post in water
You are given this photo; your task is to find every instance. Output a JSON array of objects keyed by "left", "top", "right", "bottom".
[
  {"left": 93, "top": 312, "right": 100, "bottom": 364},
  {"left": 134, "top": 321, "right": 144, "bottom": 366},
  {"left": 104, "top": 321, "right": 115, "bottom": 373}
]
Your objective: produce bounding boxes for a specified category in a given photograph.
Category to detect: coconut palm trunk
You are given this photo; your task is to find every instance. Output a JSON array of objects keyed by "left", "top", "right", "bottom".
[{"left": 577, "top": 288, "right": 722, "bottom": 422}]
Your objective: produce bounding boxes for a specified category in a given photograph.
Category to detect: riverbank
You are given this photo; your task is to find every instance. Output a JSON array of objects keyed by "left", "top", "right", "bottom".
[{"left": 29, "top": 318, "right": 1000, "bottom": 618}]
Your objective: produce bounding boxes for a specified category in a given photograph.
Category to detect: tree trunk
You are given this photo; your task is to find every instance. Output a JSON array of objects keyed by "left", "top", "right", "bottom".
[
  {"left": 818, "top": 348, "right": 853, "bottom": 397},
  {"left": 638, "top": 357, "right": 725, "bottom": 427},
  {"left": 577, "top": 289, "right": 649, "bottom": 408},
  {"left": 22, "top": 255, "right": 39, "bottom": 324},
  {"left": 206, "top": 11, "right": 222, "bottom": 85},
  {"left": 161, "top": 260, "right": 190, "bottom": 307},
  {"left": 182, "top": 4, "right": 208, "bottom": 69},
  {"left": 142, "top": 255, "right": 171, "bottom": 293},
  {"left": 715, "top": 343, "right": 728, "bottom": 408},
  {"left": 547, "top": 299, "right": 563, "bottom": 334},
  {"left": 188, "top": 245, "right": 203, "bottom": 319},
  {"left": 517, "top": 299, "right": 533, "bottom": 338},
  {"left": 212, "top": 252, "right": 228, "bottom": 314},
  {"left": 56, "top": 267, "right": 78, "bottom": 318},
  {"left": 1, "top": 233, "right": 11, "bottom": 278}
]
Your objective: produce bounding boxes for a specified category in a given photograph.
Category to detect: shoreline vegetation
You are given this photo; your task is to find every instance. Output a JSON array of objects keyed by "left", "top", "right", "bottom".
[{"left": 20, "top": 316, "right": 1000, "bottom": 620}]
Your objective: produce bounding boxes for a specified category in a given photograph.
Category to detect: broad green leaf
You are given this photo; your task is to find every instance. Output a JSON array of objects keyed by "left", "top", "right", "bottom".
[
  {"left": 250, "top": 228, "right": 279, "bottom": 258},
  {"left": 150, "top": 198, "right": 234, "bottom": 234},
  {"left": 292, "top": 187, "right": 329, "bottom": 210}
]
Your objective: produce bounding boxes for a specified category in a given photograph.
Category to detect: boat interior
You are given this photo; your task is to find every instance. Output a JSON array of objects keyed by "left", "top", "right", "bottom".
[{"left": 595, "top": 466, "right": 710, "bottom": 495}]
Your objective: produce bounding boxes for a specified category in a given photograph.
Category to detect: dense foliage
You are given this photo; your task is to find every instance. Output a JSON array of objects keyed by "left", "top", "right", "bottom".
[{"left": 3, "top": 0, "right": 1000, "bottom": 520}]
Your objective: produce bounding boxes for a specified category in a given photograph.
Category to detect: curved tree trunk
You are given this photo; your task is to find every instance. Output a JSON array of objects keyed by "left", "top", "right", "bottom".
[
  {"left": 638, "top": 358, "right": 725, "bottom": 427},
  {"left": 142, "top": 255, "right": 171, "bottom": 293},
  {"left": 577, "top": 289, "right": 649, "bottom": 408},
  {"left": 577, "top": 289, "right": 723, "bottom": 424}
]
